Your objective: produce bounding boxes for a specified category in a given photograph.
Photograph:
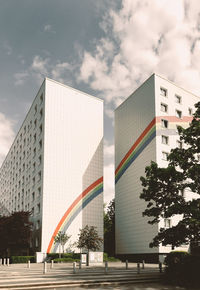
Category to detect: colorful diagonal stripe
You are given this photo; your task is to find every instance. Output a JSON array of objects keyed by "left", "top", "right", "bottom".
[
  {"left": 115, "top": 116, "right": 193, "bottom": 184},
  {"left": 47, "top": 176, "right": 103, "bottom": 253}
]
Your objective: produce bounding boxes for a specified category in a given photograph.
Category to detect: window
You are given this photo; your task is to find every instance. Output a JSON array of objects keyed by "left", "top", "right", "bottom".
[
  {"left": 32, "top": 192, "right": 35, "bottom": 201},
  {"left": 164, "top": 218, "right": 171, "bottom": 228},
  {"left": 38, "top": 155, "right": 42, "bottom": 165},
  {"left": 34, "top": 105, "right": 37, "bottom": 115},
  {"left": 161, "top": 103, "right": 168, "bottom": 113},
  {"left": 39, "top": 124, "right": 42, "bottom": 135},
  {"left": 177, "top": 140, "right": 182, "bottom": 149},
  {"left": 175, "top": 95, "right": 181, "bottom": 104},
  {"left": 34, "top": 119, "right": 37, "bottom": 129},
  {"left": 36, "top": 220, "right": 40, "bottom": 230},
  {"left": 33, "top": 148, "right": 36, "bottom": 157},
  {"left": 40, "top": 94, "right": 43, "bottom": 104},
  {"left": 37, "top": 203, "right": 40, "bottom": 214},
  {"left": 39, "top": 140, "right": 42, "bottom": 150},
  {"left": 160, "top": 87, "right": 167, "bottom": 97},
  {"left": 35, "top": 237, "right": 39, "bottom": 247},
  {"left": 162, "top": 135, "right": 169, "bottom": 145},
  {"left": 38, "top": 171, "right": 41, "bottom": 182},
  {"left": 161, "top": 119, "right": 168, "bottom": 128},
  {"left": 162, "top": 151, "right": 169, "bottom": 161},
  {"left": 39, "top": 109, "right": 43, "bottom": 120},
  {"left": 175, "top": 110, "right": 182, "bottom": 119},
  {"left": 188, "top": 108, "right": 192, "bottom": 116},
  {"left": 34, "top": 133, "right": 36, "bottom": 143},
  {"left": 38, "top": 187, "right": 41, "bottom": 196}
]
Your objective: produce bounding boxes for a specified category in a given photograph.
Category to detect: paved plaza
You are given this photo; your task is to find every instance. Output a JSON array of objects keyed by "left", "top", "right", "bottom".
[{"left": 0, "top": 262, "right": 162, "bottom": 289}]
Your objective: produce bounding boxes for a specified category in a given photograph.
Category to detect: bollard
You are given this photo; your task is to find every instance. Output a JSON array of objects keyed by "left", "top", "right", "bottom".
[
  {"left": 105, "top": 261, "right": 108, "bottom": 274},
  {"left": 51, "top": 260, "right": 54, "bottom": 269},
  {"left": 125, "top": 260, "right": 128, "bottom": 270},
  {"left": 142, "top": 260, "right": 145, "bottom": 269},
  {"left": 28, "top": 260, "right": 30, "bottom": 268},
  {"left": 159, "top": 262, "right": 162, "bottom": 273},
  {"left": 137, "top": 262, "right": 140, "bottom": 274},
  {"left": 79, "top": 260, "right": 82, "bottom": 269},
  {"left": 0, "top": 258, "right": 2, "bottom": 265},
  {"left": 73, "top": 262, "right": 76, "bottom": 274},
  {"left": 7, "top": 258, "right": 9, "bottom": 266},
  {"left": 3, "top": 258, "right": 6, "bottom": 266},
  {"left": 43, "top": 261, "right": 47, "bottom": 274}
]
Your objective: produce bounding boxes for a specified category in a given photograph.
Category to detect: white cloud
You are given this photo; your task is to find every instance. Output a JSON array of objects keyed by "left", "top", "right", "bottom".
[
  {"left": 0, "top": 113, "right": 15, "bottom": 167},
  {"left": 79, "top": 0, "right": 200, "bottom": 116},
  {"left": 44, "top": 24, "right": 55, "bottom": 33},
  {"left": 14, "top": 71, "right": 29, "bottom": 85}
]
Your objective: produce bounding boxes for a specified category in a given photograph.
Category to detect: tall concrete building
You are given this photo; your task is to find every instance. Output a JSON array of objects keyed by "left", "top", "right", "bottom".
[
  {"left": 0, "top": 78, "right": 104, "bottom": 262},
  {"left": 115, "top": 74, "right": 199, "bottom": 262}
]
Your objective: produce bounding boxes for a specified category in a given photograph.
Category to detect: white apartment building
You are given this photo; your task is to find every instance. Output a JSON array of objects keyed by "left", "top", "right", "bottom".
[
  {"left": 0, "top": 78, "right": 103, "bottom": 262},
  {"left": 115, "top": 74, "right": 199, "bottom": 262}
]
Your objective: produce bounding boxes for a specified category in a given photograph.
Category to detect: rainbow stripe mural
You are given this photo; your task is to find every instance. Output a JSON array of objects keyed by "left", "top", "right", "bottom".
[
  {"left": 47, "top": 176, "right": 103, "bottom": 253},
  {"left": 115, "top": 116, "right": 193, "bottom": 184}
]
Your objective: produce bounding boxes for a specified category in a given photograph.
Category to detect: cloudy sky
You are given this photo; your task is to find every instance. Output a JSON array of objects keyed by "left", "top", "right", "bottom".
[{"left": 1, "top": 0, "right": 200, "bottom": 205}]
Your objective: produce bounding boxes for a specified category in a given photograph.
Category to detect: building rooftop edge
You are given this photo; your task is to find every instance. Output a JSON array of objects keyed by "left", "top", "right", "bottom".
[
  {"left": 115, "top": 73, "right": 200, "bottom": 111},
  {"left": 45, "top": 77, "right": 104, "bottom": 103}
]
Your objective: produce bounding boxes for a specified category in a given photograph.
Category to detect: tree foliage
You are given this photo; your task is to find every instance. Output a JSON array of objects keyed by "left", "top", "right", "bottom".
[
  {"left": 77, "top": 225, "right": 103, "bottom": 253},
  {"left": 0, "top": 211, "right": 32, "bottom": 256},
  {"left": 140, "top": 102, "right": 200, "bottom": 248},
  {"left": 54, "top": 231, "right": 71, "bottom": 253},
  {"left": 104, "top": 199, "right": 115, "bottom": 256}
]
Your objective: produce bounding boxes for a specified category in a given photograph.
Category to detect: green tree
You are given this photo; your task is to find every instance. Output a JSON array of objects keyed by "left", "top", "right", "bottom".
[
  {"left": 140, "top": 101, "right": 200, "bottom": 249},
  {"left": 77, "top": 225, "right": 103, "bottom": 266},
  {"left": 0, "top": 211, "right": 32, "bottom": 257},
  {"left": 104, "top": 199, "right": 115, "bottom": 256},
  {"left": 54, "top": 231, "right": 71, "bottom": 257}
]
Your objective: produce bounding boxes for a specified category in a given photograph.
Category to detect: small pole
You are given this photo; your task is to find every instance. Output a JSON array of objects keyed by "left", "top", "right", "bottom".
[
  {"left": 0, "top": 258, "right": 2, "bottom": 265},
  {"left": 28, "top": 260, "right": 30, "bottom": 268},
  {"left": 7, "top": 258, "right": 9, "bottom": 266},
  {"left": 79, "top": 260, "right": 82, "bottom": 269},
  {"left": 51, "top": 260, "right": 54, "bottom": 269},
  {"left": 3, "top": 258, "right": 6, "bottom": 266},
  {"left": 125, "top": 260, "right": 128, "bottom": 269},
  {"left": 105, "top": 261, "right": 108, "bottom": 274},
  {"left": 159, "top": 262, "right": 162, "bottom": 273},
  {"left": 73, "top": 262, "right": 76, "bottom": 274},
  {"left": 142, "top": 260, "right": 145, "bottom": 269},
  {"left": 137, "top": 262, "right": 140, "bottom": 274},
  {"left": 43, "top": 261, "right": 47, "bottom": 274}
]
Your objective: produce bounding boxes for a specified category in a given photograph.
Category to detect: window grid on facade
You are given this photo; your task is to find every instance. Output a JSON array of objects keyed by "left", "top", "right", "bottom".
[
  {"left": 175, "top": 95, "right": 182, "bottom": 104},
  {"left": 175, "top": 109, "right": 182, "bottom": 119},
  {"left": 162, "top": 151, "right": 168, "bottom": 161},
  {"left": 161, "top": 135, "right": 169, "bottom": 145},
  {"left": 161, "top": 119, "right": 168, "bottom": 128},
  {"left": 160, "top": 87, "right": 167, "bottom": 97},
  {"left": 161, "top": 103, "right": 168, "bottom": 113}
]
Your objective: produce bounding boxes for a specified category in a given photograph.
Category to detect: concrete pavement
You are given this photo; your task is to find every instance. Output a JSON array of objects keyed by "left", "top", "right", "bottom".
[{"left": 0, "top": 262, "right": 163, "bottom": 289}]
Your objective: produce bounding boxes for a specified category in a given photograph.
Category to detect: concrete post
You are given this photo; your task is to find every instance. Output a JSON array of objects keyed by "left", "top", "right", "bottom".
[
  {"left": 79, "top": 260, "right": 82, "bottom": 269},
  {"left": 73, "top": 262, "right": 76, "bottom": 274},
  {"left": 125, "top": 260, "right": 128, "bottom": 269},
  {"left": 43, "top": 261, "right": 47, "bottom": 274},
  {"left": 137, "top": 262, "right": 140, "bottom": 274},
  {"left": 0, "top": 258, "right": 2, "bottom": 265},
  {"left": 159, "top": 262, "right": 162, "bottom": 273},
  {"left": 7, "top": 258, "right": 9, "bottom": 266},
  {"left": 28, "top": 260, "right": 30, "bottom": 268},
  {"left": 105, "top": 261, "right": 108, "bottom": 274},
  {"left": 3, "top": 258, "right": 6, "bottom": 266},
  {"left": 51, "top": 260, "right": 54, "bottom": 269},
  {"left": 142, "top": 260, "right": 145, "bottom": 269}
]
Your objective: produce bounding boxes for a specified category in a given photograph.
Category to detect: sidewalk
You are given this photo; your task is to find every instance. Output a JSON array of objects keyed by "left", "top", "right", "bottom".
[{"left": 0, "top": 262, "right": 163, "bottom": 289}]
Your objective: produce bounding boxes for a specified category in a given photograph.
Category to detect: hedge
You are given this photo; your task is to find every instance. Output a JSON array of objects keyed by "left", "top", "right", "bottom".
[
  {"left": 11, "top": 256, "right": 35, "bottom": 263},
  {"left": 54, "top": 257, "right": 80, "bottom": 263}
]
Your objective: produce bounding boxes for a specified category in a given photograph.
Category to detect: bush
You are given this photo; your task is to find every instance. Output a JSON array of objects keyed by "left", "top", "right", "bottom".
[
  {"left": 11, "top": 256, "right": 35, "bottom": 263},
  {"left": 164, "top": 251, "right": 200, "bottom": 287},
  {"left": 54, "top": 257, "right": 80, "bottom": 263},
  {"left": 103, "top": 252, "right": 120, "bottom": 262},
  {"left": 47, "top": 253, "right": 80, "bottom": 260}
]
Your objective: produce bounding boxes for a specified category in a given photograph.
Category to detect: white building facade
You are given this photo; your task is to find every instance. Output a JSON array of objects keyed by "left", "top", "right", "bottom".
[
  {"left": 0, "top": 78, "right": 104, "bottom": 261},
  {"left": 115, "top": 74, "right": 199, "bottom": 262}
]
